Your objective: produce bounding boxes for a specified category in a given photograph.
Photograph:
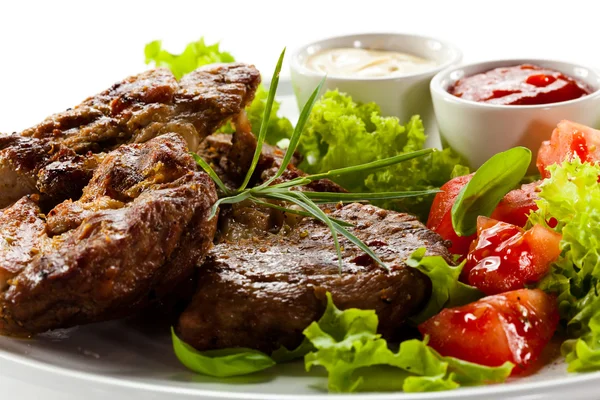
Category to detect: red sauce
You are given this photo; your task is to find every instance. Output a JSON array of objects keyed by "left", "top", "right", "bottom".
[{"left": 449, "top": 64, "right": 591, "bottom": 105}]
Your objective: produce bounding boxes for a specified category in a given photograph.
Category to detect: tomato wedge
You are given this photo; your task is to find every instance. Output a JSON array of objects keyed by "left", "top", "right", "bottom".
[
  {"left": 428, "top": 175, "right": 542, "bottom": 258},
  {"left": 462, "top": 217, "right": 561, "bottom": 295},
  {"left": 427, "top": 174, "right": 475, "bottom": 257},
  {"left": 537, "top": 120, "right": 600, "bottom": 178},
  {"left": 491, "top": 181, "right": 541, "bottom": 228},
  {"left": 419, "top": 289, "right": 559, "bottom": 374}
]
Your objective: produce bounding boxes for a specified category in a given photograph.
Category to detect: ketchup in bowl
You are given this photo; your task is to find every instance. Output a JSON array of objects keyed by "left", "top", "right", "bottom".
[{"left": 449, "top": 64, "right": 591, "bottom": 105}]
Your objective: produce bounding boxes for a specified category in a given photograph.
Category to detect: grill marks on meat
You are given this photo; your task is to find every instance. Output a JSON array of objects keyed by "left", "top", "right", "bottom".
[
  {"left": 22, "top": 64, "right": 260, "bottom": 152},
  {"left": 177, "top": 203, "right": 450, "bottom": 354},
  {"left": 0, "top": 64, "right": 260, "bottom": 208},
  {"left": 0, "top": 133, "right": 218, "bottom": 335}
]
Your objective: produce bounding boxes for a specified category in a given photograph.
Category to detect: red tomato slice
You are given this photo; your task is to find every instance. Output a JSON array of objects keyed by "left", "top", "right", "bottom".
[
  {"left": 537, "top": 120, "right": 600, "bottom": 178},
  {"left": 491, "top": 181, "right": 541, "bottom": 228},
  {"left": 419, "top": 289, "right": 559, "bottom": 374},
  {"left": 462, "top": 217, "right": 561, "bottom": 295},
  {"left": 427, "top": 174, "right": 475, "bottom": 257}
]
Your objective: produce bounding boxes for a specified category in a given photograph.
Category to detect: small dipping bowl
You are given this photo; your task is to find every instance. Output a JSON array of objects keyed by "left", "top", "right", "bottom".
[
  {"left": 290, "top": 33, "right": 462, "bottom": 140},
  {"left": 430, "top": 59, "right": 600, "bottom": 169}
]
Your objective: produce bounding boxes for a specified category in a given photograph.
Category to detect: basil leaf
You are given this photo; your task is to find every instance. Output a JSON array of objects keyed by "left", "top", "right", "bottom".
[
  {"left": 451, "top": 147, "right": 531, "bottom": 237},
  {"left": 171, "top": 328, "right": 275, "bottom": 377}
]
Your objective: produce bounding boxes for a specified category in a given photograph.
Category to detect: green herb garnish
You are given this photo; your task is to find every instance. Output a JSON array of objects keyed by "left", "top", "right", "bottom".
[
  {"left": 193, "top": 49, "right": 436, "bottom": 273},
  {"left": 172, "top": 328, "right": 275, "bottom": 377},
  {"left": 451, "top": 146, "right": 531, "bottom": 237}
]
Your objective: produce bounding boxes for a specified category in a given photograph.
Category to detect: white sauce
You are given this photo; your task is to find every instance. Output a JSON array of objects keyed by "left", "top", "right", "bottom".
[{"left": 306, "top": 48, "right": 437, "bottom": 78}]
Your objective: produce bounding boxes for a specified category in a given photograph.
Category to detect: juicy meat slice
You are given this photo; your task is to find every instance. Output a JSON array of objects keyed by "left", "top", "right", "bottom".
[
  {"left": 22, "top": 64, "right": 260, "bottom": 152},
  {"left": 0, "top": 63, "right": 260, "bottom": 208},
  {"left": 0, "top": 133, "right": 218, "bottom": 335},
  {"left": 177, "top": 203, "right": 449, "bottom": 354}
]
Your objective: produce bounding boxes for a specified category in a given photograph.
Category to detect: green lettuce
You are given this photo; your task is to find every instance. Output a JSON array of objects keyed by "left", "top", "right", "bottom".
[
  {"left": 531, "top": 159, "right": 600, "bottom": 371},
  {"left": 298, "top": 90, "right": 468, "bottom": 220},
  {"left": 144, "top": 38, "right": 293, "bottom": 145},
  {"left": 304, "top": 293, "right": 513, "bottom": 393},
  {"left": 406, "top": 248, "right": 482, "bottom": 324},
  {"left": 145, "top": 39, "right": 235, "bottom": 80},
  {"left": 171, "top": 328, "right": 275, "bottom": 377}
]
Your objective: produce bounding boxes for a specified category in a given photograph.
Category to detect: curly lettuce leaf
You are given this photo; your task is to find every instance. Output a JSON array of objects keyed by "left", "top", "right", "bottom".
[
  {"left": 145, "top": 38, "right": 234, "bottom": 80},
  {"left": 172, "top": 328, "right": 275, "bottom": 377},
  {"left": 304, "top": 293, "right": 512, "bottom": 393},
  {"left": 406, "top": 248, "right": 483, "bottom": 323},
  {"left": 144, "top": 38, "right": 293, "bottom": 145},
  {"left": 298, "top": 90, "right": 468, "bottom": 220},
  {"left": 531, "top": 159, "right": 600, "bottom": 371}
]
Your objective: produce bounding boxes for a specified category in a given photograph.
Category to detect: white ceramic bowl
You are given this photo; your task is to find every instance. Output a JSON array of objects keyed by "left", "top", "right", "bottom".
[
  {"left": 290, "top": 33, "right": 462, "bottom": 139},
  {"left": 430, "top": 59, "right": 600, "bottom": 169}
]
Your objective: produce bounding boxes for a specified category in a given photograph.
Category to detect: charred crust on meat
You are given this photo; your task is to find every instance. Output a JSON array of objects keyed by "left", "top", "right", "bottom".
[{"left": 0, "top": 133, "right": 218, "bottom": 335}]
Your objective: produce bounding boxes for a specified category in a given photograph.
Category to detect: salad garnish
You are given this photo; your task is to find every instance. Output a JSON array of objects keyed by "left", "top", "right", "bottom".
[
  {"left": 298, "top": 91, "right": 469, "bottom": 220},
  {"left": 530, "top": 159, "right": 600, "bottom": 372}
]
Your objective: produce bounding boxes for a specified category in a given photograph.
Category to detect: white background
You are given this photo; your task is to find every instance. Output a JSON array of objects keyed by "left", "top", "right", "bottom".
[{"left": 0, "top": 0, "right": 599, "bottom": 397}]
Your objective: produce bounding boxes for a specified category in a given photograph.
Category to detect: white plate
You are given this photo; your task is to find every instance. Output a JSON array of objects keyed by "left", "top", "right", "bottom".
[{"left": 2, "top": 81, "right": 600, "bottom": 400}]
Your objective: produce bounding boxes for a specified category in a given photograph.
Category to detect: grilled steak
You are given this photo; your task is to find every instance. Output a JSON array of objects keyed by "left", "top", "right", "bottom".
[
  {"left": 0, "top": 133, "right": 218, "bottom": 335},
  {"left": 0, "top": 63, "right": 260, "bottom": 208},
  {"left": 22, "top": 64, "right": 260, "bottom": 152},
  {"left": 177, "top": 203, "right": 450, "bottom": 354}
]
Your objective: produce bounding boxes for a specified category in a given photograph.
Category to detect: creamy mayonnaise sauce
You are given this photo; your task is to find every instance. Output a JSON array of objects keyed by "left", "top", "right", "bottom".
[{"left": 306, "top": 48, "right": 437, "bottom": 78}]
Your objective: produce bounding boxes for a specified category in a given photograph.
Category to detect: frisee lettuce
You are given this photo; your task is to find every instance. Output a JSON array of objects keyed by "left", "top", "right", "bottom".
[
  {"left": 298, "top": 91, "right": 469, "bottom": 221},
  {"left": 144, "top": 38, "right": 294, "bottom": 146},
  {"left": 531, "top": 159, "right": 600, "bottom": 372},
  {"left": 304, "top": 293, "right": 513, "bottom": 393}
]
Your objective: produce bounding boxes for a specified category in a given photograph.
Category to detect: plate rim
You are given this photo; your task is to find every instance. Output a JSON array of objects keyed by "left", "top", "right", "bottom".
[{"left": 3, "top": 344, "right": 600, "bottom": 399}]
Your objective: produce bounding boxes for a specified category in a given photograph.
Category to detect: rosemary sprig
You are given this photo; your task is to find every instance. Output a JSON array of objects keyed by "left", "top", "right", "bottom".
[{"left": 193, "top": 50, "right": 438, "bottom": 273}]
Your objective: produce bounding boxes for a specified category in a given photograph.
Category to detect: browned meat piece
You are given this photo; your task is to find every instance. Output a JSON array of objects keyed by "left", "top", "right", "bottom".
[
  {"left": 0, "top": 63, "right": 260, "bottom": 208},
  {"left": 177, "top": 203, "right": 450, "bottom": 354},
  {"left": 36, "top": 153, "right": 105, "bottom": 209},
  {"left": 197, "top": 125, "right": 341, "bottom": 193},
  {"left": 22, "top": 64, "right": 260, "bottom": 152},
  {"left": 0, "top": 133, "right": 218, "bottom": 335}
]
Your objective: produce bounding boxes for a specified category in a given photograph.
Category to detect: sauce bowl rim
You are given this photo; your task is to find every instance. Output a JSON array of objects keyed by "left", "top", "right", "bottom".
[
  {"left": 290, "top": 32, "right": 463, "bottom": 81},
  {"left": 430, "top": 58, "right": 600, "bottom": 110}
]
